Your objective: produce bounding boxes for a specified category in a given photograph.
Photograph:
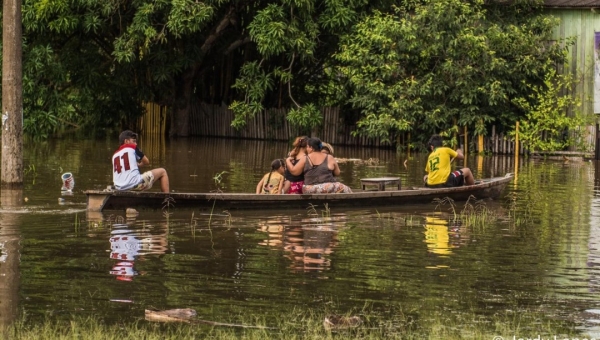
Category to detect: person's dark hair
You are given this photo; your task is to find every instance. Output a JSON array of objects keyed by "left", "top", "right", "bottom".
[
  {"left": 289, "top": 136, "right": 308, "bottom": 158},
  {"left": 307, "top": 137, "right": 322, "bottom": 151},
  {"left": 119, "top": 130, "right": 138, "bottom": 145},
  {"left": 427, "top": 134, "right": 443, "bottom": 150},
  {"left": 271, "top": 159, "right": 284, "bottom": 171},
  {"left": 263, "top": 159, "right": 284, "bottom": 193}
]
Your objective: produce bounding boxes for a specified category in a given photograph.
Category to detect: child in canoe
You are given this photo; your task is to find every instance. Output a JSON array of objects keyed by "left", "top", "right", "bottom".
[{"left": 256, "top": 159, "right": 286, "bottom": 194}]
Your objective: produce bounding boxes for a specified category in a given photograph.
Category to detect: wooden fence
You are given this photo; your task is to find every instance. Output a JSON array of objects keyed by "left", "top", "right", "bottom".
[
  {"left": 140, "top": 101, "right": 595, "bottom": 155},
  {"left": 139, "top": 102, "right": 167, "bottom": 136},
  {"left": 189, "top": 103, "right": 388, "bottom": 146}
]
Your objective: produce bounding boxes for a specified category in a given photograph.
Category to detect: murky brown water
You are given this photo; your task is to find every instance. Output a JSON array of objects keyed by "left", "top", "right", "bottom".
[{"left": 1, "top": 135, "right": 599, "bottom": 335}]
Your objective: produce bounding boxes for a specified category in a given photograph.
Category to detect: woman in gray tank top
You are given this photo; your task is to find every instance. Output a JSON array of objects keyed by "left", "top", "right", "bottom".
[{"left": 286, "top": 137, "right": 352, "bottom": 194}]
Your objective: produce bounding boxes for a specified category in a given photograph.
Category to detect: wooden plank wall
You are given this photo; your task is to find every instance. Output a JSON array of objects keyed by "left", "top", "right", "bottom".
[
  {"left": 189, "top": 103, "right": 387, "bottom": 146},
  {"left": 546, "top": 8, "right": 599, "bottom": 150},
  {"left": 141, "top": 102, "right": 592, "bottom": 154}
]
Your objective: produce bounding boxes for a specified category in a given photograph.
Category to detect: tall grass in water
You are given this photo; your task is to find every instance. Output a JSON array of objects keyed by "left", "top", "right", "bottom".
[
  {"left": 459, "top": 196, "right": 497, "bottom": 230},
  {"left": 433, "top": 196, "right": 496, "bottom": 229},
  {"left": 5, "top": 306, "right": 585, "bottom": 340},
  {"left": 306, "top": 203, "right": 331, "bottom": 221},
  {"left": 161, "top": 196, "right": 175, "bottom": 225},
  {"left": 208, "top": 171, "right": 227, "bottom": 227}
]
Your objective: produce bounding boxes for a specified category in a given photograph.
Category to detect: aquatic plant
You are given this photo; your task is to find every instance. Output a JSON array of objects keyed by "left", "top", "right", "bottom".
[
  {"left": 459, "top": 196, "right": 496, "bottom": 229},
  {"left": 321, "top": 203, "right": 331, "bottom": 219},
  {"left": 24, "top": 164, "right": 38, "bottom": 185},
  {"left": 190, "top": 211, "right": 197, "bottom": 238},
  {"left": 207, "top": 171, "right": 229, "bottom": 227},
  {"left": 73, "top": 213, "right": 80, "bottom": 233},
  {"left": 433, "top": 197, "right": 458, "bottom": 222},
  {"left": 162, "top": 196, "right": 175, "bottom": 224},
  {"left": 432, "top": 196, "right": 497, "bottom": 229},
  {"left": 374, "top": 210, "right": 421, "bottom": 228},
  {"left": 306, "top": 203, "right": 331, "bottom": 223}
]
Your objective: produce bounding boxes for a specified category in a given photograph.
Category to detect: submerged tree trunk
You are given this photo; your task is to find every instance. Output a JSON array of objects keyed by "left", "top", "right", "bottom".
[
  {"left": 0, "top": 190, "right": 21, "bottom": 332},
  {"left": 170, "top": 71, "right": 196, "bottom": 137},
  {"left": 1, "top": 0, "right": 23, "bottom": 187}
]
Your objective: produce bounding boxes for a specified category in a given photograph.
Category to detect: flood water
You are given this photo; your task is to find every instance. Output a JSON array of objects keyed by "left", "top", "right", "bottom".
[{"left": 2, "top": 135, "right": 600, "bottom": 335}]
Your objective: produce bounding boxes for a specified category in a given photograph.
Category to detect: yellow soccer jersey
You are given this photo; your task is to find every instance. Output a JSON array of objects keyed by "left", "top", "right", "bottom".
[{"left": 425, "top": 147, "right": 458, "bottom": 186}]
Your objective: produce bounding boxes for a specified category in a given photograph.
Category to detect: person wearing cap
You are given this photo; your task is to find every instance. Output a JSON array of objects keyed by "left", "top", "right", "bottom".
[
  {"left": 286, "top": 137, "right": 352, "bottom": 194},
  {"left": 112, "top": 130, "right": 170, "bottom": 193}
]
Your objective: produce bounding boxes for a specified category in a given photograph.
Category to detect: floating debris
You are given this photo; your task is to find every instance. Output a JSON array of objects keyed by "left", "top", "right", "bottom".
[
  {"left": 335, "top": 158, "right": 379, "bottom": 165},
  {"left": 110, "top": 299, "right": 133, "bottom": 304},
  {"left": 145, "top": 309, "right": 197, "bottom": 323},
  {"left": 323, "top": 315, "right": 362, "bottom": 330},
  {"left": 61, "top": 172, "right": 74, "bottom": 192}
]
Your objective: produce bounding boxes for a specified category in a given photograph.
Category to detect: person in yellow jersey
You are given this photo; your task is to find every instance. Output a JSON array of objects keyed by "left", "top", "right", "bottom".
[{"left": 424, "top": 134, "right": 475, "bottom": 187}]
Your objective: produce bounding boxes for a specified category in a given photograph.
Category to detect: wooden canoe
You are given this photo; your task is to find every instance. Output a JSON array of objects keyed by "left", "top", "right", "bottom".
[{"left": 84, "top": 173, "right": 513, "bottom": 212}]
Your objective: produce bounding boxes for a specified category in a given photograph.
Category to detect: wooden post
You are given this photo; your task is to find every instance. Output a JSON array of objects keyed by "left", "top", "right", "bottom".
[
  {"left": 492, "top": 125, "right": 497, "bottom": 154},
  {"left": 1, "top": 0, "right": 23, "bottom": 188},
  {"left": 596, "top": 123, "right": 600, "bottom": 161},
  {"left": 407, "top": 132, "right": 411, "bottom": 158},
  {"left": 514, "top": 122, "right": 519, "bottom": 187},
  {"left": 463, "top": 126, "right": 467, "bottom": 168},
  {"left": 515, "top": 121, "right": 519, "bottom": 155},
  {"left": 478, "top": 135, "right": 484, "bottom": 154},
  {"left": 477, "top": 119, "right": 484, "bottom": 154},
  {"left": 453, "top": 117, "right": 457, "bottom": 147}
]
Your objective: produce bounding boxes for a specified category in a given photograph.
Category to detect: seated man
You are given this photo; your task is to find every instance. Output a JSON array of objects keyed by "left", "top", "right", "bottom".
[
  {"left": 112, "top": 130, "right": 170, "bottom": 193},
  {"left": 423, "top": 134, "right": 474, "bottom": 188}
]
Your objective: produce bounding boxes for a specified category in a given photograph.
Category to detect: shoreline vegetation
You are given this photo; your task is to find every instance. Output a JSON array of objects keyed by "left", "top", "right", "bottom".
[{"left": 5, "top": 306, "right": 587, "bottom": 340}]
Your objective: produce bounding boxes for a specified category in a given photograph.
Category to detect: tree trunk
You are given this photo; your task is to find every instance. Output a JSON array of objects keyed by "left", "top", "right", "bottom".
[
  {"left": 0, "top": 190, "right": 21, "bottom": 331},
  {"left": 1, "top": 0, "right": 23, "bottom": 187},
  {"left": 170, "top": 73, "right": 195, "bottom": 137}
]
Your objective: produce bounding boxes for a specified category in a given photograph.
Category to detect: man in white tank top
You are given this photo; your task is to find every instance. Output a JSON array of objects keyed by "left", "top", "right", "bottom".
[{"left": 112, "top": 130, "right": 170, "bottom": 192}]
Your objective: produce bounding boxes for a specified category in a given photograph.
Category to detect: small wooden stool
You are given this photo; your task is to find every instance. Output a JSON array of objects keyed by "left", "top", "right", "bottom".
[{"left": 360, "top": 177, "right": 401, "bottom": 191}]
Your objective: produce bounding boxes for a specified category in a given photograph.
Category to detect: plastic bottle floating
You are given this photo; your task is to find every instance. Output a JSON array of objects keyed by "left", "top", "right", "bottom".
[{"left": 61, "top": 172, "right": 75, "bottom": 192}]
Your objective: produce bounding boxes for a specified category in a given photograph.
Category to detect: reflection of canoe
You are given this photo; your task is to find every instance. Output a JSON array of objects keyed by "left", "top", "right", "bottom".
[{"left": 85, "top": 173, "right": 513, "bottom": 212}]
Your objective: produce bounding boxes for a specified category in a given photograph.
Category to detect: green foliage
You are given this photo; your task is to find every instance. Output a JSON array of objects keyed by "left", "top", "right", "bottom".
[
  {"left": 286, "top": 103, "right": 321, "bottom": 128},
  {"left": 335, "top": 0, "right": 568, "bottom": 140},
  {"left": 9, "top": 0, "right": 576, "bottom": 143},
  {"left": 513, "top": 69, "right": 588, "bottom": 151},
  {"left": 231, "top": 61, "right": 273, "bottom": 129},
  {"left": 230, "top": 0, "right": 381, "bottom": 131}
]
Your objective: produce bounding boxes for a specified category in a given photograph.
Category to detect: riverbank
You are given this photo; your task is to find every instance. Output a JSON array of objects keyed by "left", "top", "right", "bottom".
[{"left": 5, "top": 307, "right": 587, "bottom": 340}]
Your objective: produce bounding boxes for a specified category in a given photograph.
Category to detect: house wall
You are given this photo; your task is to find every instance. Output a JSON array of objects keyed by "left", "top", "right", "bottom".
[{"left": 545, "top": 8, "right": 600, "bottom": 149}]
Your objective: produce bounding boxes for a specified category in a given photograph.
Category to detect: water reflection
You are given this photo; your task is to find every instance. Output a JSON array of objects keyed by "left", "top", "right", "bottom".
[
  {"left": 13, "top": 137, "right": 600, "bottom": 334},
  {"left": 423, "top": 215, "right": 470, "bottom": 265},
  {"left": 258, "top": 216, "right": 343, "bottom": 274},
  {"left": 285, "top": 224, "right": 339, "bottom": 273},
  {"left": 424, "top": 216, "right": 452, "bottom": 256},
  {"left": 0, "top": 189, "right": 22, "bottom": 330},
  {"left": 109, "top": 219, "right": 168, "bottom": 281},
  {"left": 580, "top": 161, "right": 600, "bottom": 337}
]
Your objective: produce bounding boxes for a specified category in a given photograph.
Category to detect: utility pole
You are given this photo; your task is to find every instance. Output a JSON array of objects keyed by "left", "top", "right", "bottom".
[{"left": 1, "top": 0, "right": 23, "bottom": 188}]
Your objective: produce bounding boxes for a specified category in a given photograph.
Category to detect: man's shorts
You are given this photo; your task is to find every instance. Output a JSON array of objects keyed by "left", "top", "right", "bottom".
[
  {"left": 132, "top": 171, "right": 154, "bottom": 191},
  {"left": 445, "top": 170, "right": 464, "bottom": 187},
  {"left": 426, "top": 169, "right": 464, "bottom": 188}
]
